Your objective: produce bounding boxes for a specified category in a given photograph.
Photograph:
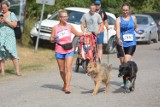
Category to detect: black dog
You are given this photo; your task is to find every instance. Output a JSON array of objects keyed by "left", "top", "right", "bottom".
[{"left": 118, "top": 61, "right": 138, "bottom": 92}]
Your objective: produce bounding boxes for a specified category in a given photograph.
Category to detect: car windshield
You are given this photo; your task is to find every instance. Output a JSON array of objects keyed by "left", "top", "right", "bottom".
[
  {"left": 48, "top": 10, "right": 116, "bottom": 25},
  {"left": 107, "top": 15, "right": 115, "bottom": 25},
  {"left": 144, "top": 13, "right": 160, "bottom": 23},
  {"left": 48, "top": 10, "right": 84, "bottom": 24},
  {"left": 136, "top": 16, "right": 149, "bottom": 25}
]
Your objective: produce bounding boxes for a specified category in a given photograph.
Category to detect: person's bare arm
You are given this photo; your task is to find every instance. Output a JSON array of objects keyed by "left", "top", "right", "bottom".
[
  {"left": 81, "top": 22, "right": 86, "bottom": 33},
  {"left": 50, "top": 26, "right": 56, "bottom": 43},
  {"left": 116, "top": 17, "right": 122, "bottom": 45},
  {"left": 116, "top": 17, "right": 120, "bottom": 39},
  {"left": 96, "top": 22, "right": 103, "bottom": 35},
  {"left": 70, "top": 24, "right": 83, "bottom": 36},
  {"left": 114, "top": 23, "right": 116, "bottom": 31},
  {"left": 132, "top": 15, "right": 144, "bottom": 34},
  {"left": 104, "top": 20, "right": 109, "bottom": 29},
  {"left": 103, "top": 11, "right": 109, "bottom": 29},
  {"left": 132, "top": 15, "right": 138, "bottom": 31},
  {"left": 3, "top": 18, "right": 17, "bottom": 28}
]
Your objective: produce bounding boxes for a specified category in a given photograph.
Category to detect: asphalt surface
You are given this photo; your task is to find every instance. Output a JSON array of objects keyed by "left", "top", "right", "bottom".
[{"left": 0, "top": 42, "right": 160, "bottom": 107}]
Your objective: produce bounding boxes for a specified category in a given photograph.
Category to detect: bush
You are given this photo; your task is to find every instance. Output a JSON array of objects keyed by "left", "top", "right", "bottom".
[{"left": 21, "top": 18, "right": 36, "bottom": 46}]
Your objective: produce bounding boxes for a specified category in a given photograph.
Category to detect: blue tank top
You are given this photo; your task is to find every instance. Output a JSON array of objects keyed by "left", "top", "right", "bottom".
[{"left": 120, "top": 16, "right": 136, "bottom": 47}]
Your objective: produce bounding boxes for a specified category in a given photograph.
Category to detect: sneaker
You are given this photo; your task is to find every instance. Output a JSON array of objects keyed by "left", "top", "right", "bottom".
[
  {"left": 121, "top": 80, "right": 130, "bottom": 88},
  {"left": 121, "top": 83, "right": 125, "bottom": 87}
]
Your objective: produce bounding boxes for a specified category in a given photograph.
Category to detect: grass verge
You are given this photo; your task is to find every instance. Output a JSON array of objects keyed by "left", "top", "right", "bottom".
[{"left": 0, "top": 44, "right": 57, "bottom": 78}]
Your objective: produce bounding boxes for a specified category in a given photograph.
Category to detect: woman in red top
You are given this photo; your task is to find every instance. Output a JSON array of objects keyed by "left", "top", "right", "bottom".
[{"left": 50, "top": 9, "right": 84, "bottom": 94}]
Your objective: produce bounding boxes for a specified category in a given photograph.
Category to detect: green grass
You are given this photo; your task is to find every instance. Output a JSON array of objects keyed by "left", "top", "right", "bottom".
[
  {"left": 0, "top": 17, "right": 78, "bottom": 77},
  {"left": 0, "top": 44, "right": 57, "bottom": 77}
]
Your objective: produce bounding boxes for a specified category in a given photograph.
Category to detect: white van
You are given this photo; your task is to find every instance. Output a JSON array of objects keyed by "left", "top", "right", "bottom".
[{"left": 30, "top": 7, "right": 116, "bottom": 53}]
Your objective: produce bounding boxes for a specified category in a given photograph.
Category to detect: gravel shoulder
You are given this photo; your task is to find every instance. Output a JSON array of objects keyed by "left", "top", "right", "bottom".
[{"left": 0, "top": 42, "right": 160, "bottom": 107}]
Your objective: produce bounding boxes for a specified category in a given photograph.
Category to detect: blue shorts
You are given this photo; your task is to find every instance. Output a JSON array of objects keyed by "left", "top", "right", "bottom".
[
  {"left": 55, "top": 51, "right": 74, "bottom": 59},
  {"left": 97, "top": 32, "right": 104, "bottom": 44}
]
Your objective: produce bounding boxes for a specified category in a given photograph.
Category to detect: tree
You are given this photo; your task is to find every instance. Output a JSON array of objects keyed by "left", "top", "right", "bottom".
[
  {"left": 26, "top": 0, "right": 92, "bottom": 20},
  {"left": 26, "top": 0, "right": 159, "bottom": 19}
]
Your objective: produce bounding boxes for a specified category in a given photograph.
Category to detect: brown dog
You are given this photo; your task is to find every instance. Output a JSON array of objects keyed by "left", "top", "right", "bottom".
[{"left": 87, "top": 62, "right": 112, "bottom": 96}]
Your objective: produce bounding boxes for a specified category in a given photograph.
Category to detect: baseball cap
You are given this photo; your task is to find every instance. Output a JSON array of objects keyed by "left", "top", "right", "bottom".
[{"left": 95, "top": 0, "right": 101, "bottom": 5}]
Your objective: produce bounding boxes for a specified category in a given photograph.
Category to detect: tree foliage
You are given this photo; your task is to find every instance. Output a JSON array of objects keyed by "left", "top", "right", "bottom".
[
  {"left": 26, "top": 0, "right": 159, "bottom": 19},
  {"left": 26, "top": 0, "right": 92, "bottom": 20},
  {"left": 22, "top": 0, "right": 159, "bottom": 46}
]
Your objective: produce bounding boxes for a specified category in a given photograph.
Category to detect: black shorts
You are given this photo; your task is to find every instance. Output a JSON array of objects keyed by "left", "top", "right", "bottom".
[{"left": 116, "top": 44, "right": 136, "bottom": 58}]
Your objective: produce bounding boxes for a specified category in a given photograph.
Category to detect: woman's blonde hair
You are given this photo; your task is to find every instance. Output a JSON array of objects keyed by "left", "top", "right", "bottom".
[{"left": 58, "top": 9, "right": 67, "bottom": 18}]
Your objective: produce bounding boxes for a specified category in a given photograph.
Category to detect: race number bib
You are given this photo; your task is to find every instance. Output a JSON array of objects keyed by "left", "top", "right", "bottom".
[
  {"left": 58, "top": 29, "right": 70, "bottom": 39},
  {"left": 123, "top": 34, "right": 133, "bottom": 41}
]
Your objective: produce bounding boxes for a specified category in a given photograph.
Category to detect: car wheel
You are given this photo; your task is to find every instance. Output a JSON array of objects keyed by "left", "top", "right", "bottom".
[
  {"left": 153, "top": 33, "right": 158, "bottom": 43},
  {"left": 105, "top": 36, "right": 117, "bottom": 54},
  {"left": 82, "top": 59, "right": 89, "bottom": 73},
  {"left": 72, "top": 36, "right": 79, "bottom": 53},
  {"left": 147, "top": 33, "right": 151, "bottom": 44},
  {"left": 75, "top": 58, "right": 80, "bottom": 72},
  {"left": 158, "top": 32, "right": 160, "bottom": 41}
]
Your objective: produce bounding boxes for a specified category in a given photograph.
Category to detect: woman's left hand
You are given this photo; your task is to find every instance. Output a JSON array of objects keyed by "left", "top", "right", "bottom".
[
  {"left": 136, "top": 30, "right": 144, "bottom": 34},
  {"left": 3, "top": 18, "right": 9, "bottom": 23},
  {"left": 118, "top": 38, "right": 122, "bottom": 46},
  {"left": 54, "top": 36, "right": 59, "bottom": 43},
  {"left": 0, "top": 17, "right": 5, "bottom": 23}
]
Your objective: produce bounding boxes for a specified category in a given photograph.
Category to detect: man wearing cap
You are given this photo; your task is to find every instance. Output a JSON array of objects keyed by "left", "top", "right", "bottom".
[
  {"left": 80, "top": 3, "right": 103, "bottom": 62},
  {"left": 95, "top": 0, "right": 109, "bottom": 62}
]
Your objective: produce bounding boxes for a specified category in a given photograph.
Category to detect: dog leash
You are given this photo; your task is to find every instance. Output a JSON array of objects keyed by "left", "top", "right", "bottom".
[{"left": 106, "top": 28, "right": 110, "bottom": 64}]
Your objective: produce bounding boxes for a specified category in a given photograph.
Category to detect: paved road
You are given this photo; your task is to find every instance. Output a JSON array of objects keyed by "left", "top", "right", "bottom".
[{"left": 0, "top": 42, "right": 160, "bottom": 107}]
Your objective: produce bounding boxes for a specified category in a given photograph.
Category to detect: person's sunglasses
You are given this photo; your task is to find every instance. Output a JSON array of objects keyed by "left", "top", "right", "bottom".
[
  {"left": 122, "top": 9, "right": 129, "bottom": 12},
  {"left": 60, "top": 16, "right": 68, "bottom": 18}
]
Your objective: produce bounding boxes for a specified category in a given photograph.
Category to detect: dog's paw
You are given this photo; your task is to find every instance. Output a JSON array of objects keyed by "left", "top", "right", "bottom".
[
  {"left": 124, "top": 90, "right": 130, "bottom": 94},
  {"left": 129, "top": 87, "right": 135, "bottom": 91},
  {"left": 92, "top": 92, "right": 97, "bottom": 96},
  {"left": 123, "top": 87, "right": 130, "bottom": 93}
]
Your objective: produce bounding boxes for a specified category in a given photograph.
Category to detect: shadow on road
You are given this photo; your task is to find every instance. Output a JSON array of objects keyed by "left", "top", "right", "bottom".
[
  {"left": 41, "top": 84, "right": 62, "bottom": 91},
  {"left": 110, "top": 81, "right": 121, "bottom": 87},
  {"left": 109, "top": 81, "right": 126, "bottom": 93},
  {"left": 81, "top": 87, "right": 105, "bottom": 94},
  {"left": 112, "top": 87, "right": 125, "bottom": 93}
]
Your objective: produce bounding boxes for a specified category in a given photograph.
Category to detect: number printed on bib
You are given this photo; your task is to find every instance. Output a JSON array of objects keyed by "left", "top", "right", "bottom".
[{"left": 123, "top": 34, "right": 133, "bottom": 41}]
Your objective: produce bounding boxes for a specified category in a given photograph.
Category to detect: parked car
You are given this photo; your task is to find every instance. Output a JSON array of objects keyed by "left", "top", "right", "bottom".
[
  {"left": 135, "top": 14, "right": 158, "bottom": 44},
  {"left": 30, "top": 7, "right": 116, "bottom": 53},
  {"left": 143, "top": 12, "right": 160, "bottom": 41}
]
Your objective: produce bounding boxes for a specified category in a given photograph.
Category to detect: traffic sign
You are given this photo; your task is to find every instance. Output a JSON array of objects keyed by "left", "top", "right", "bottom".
[
  {"left": 35, "top": 0, "right": 55, "bottom": 51},
  {"left": 36, "top": 0, "right": 55, "bottom": 6}
]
